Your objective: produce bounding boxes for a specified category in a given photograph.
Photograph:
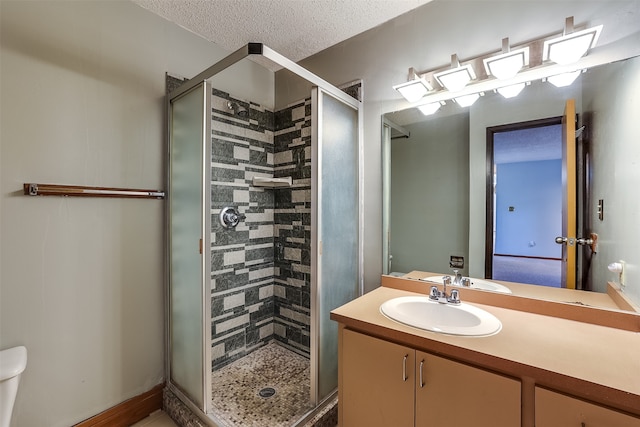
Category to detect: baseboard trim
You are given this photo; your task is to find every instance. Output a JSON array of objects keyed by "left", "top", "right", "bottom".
[{"left": 74, "top": 383, "right": 164, "bottom": 427}]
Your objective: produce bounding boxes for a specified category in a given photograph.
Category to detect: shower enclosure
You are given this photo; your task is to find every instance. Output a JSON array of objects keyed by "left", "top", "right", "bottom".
[{"left": 167, "top": 43, "right": 362, "bottom": 426}]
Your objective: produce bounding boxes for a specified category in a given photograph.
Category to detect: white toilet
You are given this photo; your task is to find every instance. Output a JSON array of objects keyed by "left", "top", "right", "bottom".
[{"left": 0, "top": 346, "right": 27, "bottom": 427}]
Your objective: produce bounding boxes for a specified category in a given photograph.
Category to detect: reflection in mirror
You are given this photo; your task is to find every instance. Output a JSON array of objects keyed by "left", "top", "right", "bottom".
[
  {"left": 487, "top": 117, "right": 565, "bottom": 289},
  {"left": 382, "top": 55, "right": 640, "bottom": 310}
]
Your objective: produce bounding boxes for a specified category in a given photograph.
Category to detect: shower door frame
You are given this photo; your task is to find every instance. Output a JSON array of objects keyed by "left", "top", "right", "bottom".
[
  {"left": 166, "top": 81, "right": 213, "bottom": 416},
  {"left": 166, "top": 43, "right": 363, "bottom": 424},
  {"left": 310, "top": 86, "right": 363, "bottom": 406}
]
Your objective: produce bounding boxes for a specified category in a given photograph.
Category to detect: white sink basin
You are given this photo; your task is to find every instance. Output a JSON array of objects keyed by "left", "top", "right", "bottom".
[
  {"left": 421, "top": 276, "right": 512, "bottom": 294},
  {"left": 380, "top": 296, "right": 502, "bottom": 336}
]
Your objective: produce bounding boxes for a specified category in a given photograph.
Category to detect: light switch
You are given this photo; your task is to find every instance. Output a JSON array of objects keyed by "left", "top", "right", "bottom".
[{"left": 597, "top": 199, "right": 604, "bottom": 221}]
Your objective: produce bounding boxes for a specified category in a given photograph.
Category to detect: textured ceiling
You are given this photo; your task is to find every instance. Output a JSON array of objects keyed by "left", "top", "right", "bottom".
[
  {"left": 494, "top": 125, "right": 562, "bottom": 164},
  {"left": 131, "top": 0, "right": 433, "bottom": 62}
]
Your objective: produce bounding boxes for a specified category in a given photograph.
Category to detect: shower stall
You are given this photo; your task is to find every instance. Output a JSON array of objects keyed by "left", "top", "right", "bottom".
[{"left": 166, "top": 44, "right": 362, "bottom": 426}]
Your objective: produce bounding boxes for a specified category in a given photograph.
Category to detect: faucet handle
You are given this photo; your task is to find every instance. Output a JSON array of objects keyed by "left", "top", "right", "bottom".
[
  {"left": 448, "top": 289, "right": 461, "bottom": 305},
  {"left": 429, "top": 286, "right": 440, "bottom": 301},
  {"left": 461, "top": 278, "right": 471, "bottom": 287}
]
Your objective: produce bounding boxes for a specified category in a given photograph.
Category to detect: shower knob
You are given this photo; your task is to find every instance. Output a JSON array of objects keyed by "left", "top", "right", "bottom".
[{"left": 219, "top": 206, "right": 246, "bottom": 229}]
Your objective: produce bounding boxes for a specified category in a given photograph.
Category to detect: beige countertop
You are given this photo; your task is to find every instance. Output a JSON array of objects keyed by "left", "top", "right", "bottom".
[{"left": 331, "top": 286, "right": 640, "bottom": 417}]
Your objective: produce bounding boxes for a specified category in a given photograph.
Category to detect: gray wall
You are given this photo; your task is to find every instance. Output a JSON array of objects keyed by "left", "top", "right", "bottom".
[
  {"left": 583, "top": 56, "right": 640, "bottom": 302},
  {"left": 389, "top": 112, "right": 469, "bottom": 275}
]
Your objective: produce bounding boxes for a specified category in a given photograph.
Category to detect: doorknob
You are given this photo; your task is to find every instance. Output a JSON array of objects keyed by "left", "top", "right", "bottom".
[
  {"left": 555, "top": 234, "right": 598, "bottom": 252},
  {"left": 555, "top": 236, "right": 575, "bottom": 246},
  {"left": 579, "top": 233, "right": 598, "bottom": 253}
]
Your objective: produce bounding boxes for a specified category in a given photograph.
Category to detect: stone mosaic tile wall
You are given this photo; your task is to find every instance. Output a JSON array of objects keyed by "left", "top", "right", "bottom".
[
  {"left": 210, "top": 91, "right": 315, "bottom": 367},
  {"left": 209, "top": 82, "right": 362, "bottom": 368},
  {"left": 210, "top": 88, "right": 278, "bottom": 370},
  {"left": 271, "top": 82, "right": 362, "bottom": 357},
  {"left": 273, "top": 100, "right": 313, "bottom": 356}
]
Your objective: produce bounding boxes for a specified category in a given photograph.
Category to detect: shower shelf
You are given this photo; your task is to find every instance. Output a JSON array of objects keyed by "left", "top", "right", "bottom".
[{"left": 252, "top": 176, "right": 292, "bottom": 188}]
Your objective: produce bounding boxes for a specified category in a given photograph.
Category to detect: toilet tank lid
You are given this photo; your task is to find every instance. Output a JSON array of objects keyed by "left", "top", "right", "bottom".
[{"left": 0, "top": 346, "right": 27, "bottom": 381}]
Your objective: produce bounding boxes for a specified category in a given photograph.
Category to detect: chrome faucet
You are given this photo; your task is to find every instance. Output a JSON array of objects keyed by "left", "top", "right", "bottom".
[
  {"left": 442, "top": 275, "right": 451, "bottom": 295},
  {"left": 452, "top": 269, "right": 463, "bottom": 286},
  {"left": 452, "top": 269, "right": 472, "bottom": 287},
  {"left": 428, "top": 275, "right": 461, "bottom": 305}
]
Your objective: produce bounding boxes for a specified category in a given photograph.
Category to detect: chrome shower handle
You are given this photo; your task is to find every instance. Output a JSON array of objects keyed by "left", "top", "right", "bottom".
[{"left": 219, "top": 206, "right": 246, "bottom": 229}]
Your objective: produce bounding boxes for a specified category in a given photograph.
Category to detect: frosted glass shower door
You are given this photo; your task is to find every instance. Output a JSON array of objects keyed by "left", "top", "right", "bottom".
[
  {"left": 168, "top": 82, "right": 211, "bottom": 411},
  {"left": 312, "top": 87, "right": 361, "bottom": 404}
]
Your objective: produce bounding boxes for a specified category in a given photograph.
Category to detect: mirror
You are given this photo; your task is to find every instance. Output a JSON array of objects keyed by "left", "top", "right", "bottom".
[{"left": 382, "top": 54, "right": 640, "bottom": 310}]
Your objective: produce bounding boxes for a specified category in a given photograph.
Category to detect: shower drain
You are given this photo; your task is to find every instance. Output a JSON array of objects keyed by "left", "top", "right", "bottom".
[{"left": 258, "top": 387, "right": 276, "bottom": 398}]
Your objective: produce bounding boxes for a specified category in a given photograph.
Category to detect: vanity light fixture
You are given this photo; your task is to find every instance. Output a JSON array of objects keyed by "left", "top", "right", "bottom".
[
  {"left": 417, "top": 101, "right": 444, "bottom": 116},
  {"left": 496, "top": 82, "right": 528, "bottom": 98},
  {"left": 434, "top": 54, "right": 476, "bottom": 92},
  {"left": 545, "top": 70, "right": 583, "bottom": 88},
  {"left": 483, "top": 38, "right": 529, "bottom": 80},
  {"left": 393, "top": 17, "right": 602, "bottom": 107},
  {"left": 543, "top": 17, "right": 603, "bottom": 65},
  {"left": 454, "top": 92, "right": 482, "bottom": 107},
  {"left": 393, "top": 67, "right": 433, "bottom": 102}
]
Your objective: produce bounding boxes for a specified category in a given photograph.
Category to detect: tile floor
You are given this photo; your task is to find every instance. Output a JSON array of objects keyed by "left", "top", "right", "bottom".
[
  {"left": 131, "top": 410, "right": 178, "bottom": 427},
  {"left": 210, "top": 342, "right": 314, "bottom": 427}
]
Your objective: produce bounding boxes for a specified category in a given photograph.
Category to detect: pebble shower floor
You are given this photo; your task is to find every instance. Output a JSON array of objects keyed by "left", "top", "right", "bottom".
[{"left": 211, "top": 342, "right": 314, "bottom": 427}]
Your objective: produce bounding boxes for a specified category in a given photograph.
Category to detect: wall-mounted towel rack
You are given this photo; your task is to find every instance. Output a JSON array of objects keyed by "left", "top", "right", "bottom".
[{"left": 23, "top": 183, "right": 165, "bottom": 199}]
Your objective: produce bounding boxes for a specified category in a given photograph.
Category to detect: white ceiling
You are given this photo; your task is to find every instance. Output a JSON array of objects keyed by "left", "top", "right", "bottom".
[{"left": 131, "top": 0, "right": 433, "bottom": 62}]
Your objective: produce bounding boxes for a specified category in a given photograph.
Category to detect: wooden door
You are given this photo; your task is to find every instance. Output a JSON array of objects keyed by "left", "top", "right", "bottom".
[
  {"left": 341, "top": 329, "right": 414, "bottom": 427},
  {"left": 415, "top": 351, "right": 521, "bottom": 427},
  {"left": 536, "top": 387, "right": 640, "bottom": 426},
  {"left": 561, "top": 99, "right": 578, "bottom": 289}
]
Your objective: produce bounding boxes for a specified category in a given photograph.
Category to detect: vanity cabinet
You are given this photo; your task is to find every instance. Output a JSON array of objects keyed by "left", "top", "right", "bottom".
[
  {"left": 342, "top": 328, "right": 414, "bottom": 427},
  {"left": 535, "top": 387, "right": 640, "bottom": 427},
  {"left": 341, "top": 328, "right": 521, "bottom": 427}
]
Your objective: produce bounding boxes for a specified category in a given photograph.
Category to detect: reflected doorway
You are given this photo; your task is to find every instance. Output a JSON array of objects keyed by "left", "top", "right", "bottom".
[{"left": 486, "top": 118, "right": 563, "bottom": 288}]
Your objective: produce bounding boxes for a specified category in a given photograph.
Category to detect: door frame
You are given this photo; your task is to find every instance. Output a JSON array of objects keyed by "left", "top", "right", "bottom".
[{"left": 484, "top": 116, "right": 563, "bottom": 280}]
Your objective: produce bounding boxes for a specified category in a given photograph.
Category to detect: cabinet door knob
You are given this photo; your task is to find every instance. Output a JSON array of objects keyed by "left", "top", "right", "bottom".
[
  {"left": 419, "top": 359, "right": 425, "bottom": 388},
  {"left": 403, "top": 354, "right": 408, "bottom": 381}
]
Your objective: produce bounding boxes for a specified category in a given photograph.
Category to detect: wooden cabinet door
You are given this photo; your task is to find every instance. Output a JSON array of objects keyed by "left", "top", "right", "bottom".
[
  {"left": 415, "top": 351, "right": 521, "bottom": 427},
  {"left": 536, "top": 387, "right": 640, "bottom": 427},
  {"left": 341, "top": 329, "right": 415, "bottom": 427}
]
